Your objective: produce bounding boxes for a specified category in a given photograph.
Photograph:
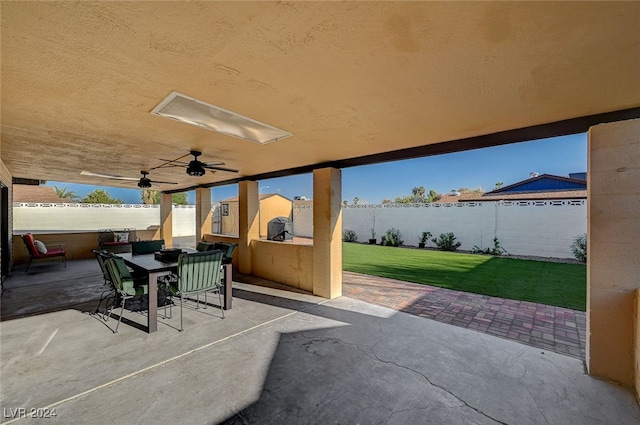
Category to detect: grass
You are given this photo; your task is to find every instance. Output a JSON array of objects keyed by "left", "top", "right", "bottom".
[{"left": 342, "top": 243, "right": 586, "bottom": 311}]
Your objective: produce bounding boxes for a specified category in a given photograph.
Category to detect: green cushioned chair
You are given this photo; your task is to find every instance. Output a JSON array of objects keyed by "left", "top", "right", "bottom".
[
  {"left": 164, "top": 250, "right": 224, "bottom": 331},
  {"left": 92, "top": 249, "right": 116, "bottom": 319},
  {"left": 131, "top": 239, "right": 165, "bottom": 255},
  {"left": 196, "top": 242, "right": 215, "bottom": 252},
  {"left": 213, "top": 242, "right": 237, "bottom": 265},
  {"left": 105, "top": 256, "right": 148, "bottom": 333}
]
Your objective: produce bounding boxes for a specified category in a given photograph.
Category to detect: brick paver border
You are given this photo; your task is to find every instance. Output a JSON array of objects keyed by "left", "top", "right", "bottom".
[{"left": 343, "top": 271, "right": 586, "bottom": 359}]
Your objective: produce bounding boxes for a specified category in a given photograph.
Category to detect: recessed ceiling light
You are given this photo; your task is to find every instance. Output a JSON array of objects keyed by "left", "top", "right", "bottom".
[{"left": 150, "top": 91, "right": 293, "bottom": 144}]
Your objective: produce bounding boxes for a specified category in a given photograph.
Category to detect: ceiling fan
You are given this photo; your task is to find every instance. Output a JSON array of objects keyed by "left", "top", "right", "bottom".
[
  {"left": 80, "top": 170, "right": 178, "bottom": 188},
  {"left": 152, "top": 150, "right": 239, "bottom": 176}
]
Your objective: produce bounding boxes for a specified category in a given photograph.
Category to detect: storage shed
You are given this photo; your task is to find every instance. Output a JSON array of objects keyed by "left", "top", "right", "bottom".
[{"left": 219, "top": 193, "right": 292, "bottom": 237}]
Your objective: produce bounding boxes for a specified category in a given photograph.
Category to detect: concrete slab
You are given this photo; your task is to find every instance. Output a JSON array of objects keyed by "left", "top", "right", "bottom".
[{"left": 1, "top": 283, "right": 638, "bottom": 425}]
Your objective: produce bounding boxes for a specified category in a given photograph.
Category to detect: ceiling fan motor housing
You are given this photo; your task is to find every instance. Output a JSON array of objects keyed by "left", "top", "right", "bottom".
[{"left": 138, "top": 177, "right": 152, "bottom": 188}]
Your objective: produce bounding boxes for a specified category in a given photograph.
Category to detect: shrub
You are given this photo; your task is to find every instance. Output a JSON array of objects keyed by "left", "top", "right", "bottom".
[
  {"left": 342, "top": 229, "right": 358, "bottom": 242},
  {"left": 571, "top": 233, "right": 587, "bottom": 262},
  {"left": 419, "top": 231, "right": 432, "bottom": 245},
  {"left": 381, "top": 228, "right": 404, "bottom": 247},
  {"left": 432, "top": 232, "right": 462, "bottom": 251},
  {"left": 472, "top": 237, "right": 506, "bottom": 256}
]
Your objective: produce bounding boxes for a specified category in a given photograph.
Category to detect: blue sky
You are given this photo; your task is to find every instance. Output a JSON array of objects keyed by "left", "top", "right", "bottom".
[{"left": 45, "top": 133, "right": 587, "bottom": 205}]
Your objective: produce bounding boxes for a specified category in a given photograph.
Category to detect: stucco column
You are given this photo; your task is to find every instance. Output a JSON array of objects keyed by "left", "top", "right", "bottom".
[
  {"left": 312, "top": 167, "right": 342, "bottom": 299},
  {"left": 238, "top": 180, "right": 259, "bottom": 274},
  {"left": 587, "top": 117, "right": 640, "bottom": 388},
  {"left": 195, "top": 188, "right": 212, "bottom": 242},
  {"left": 160, "top": 192, "right": 173, "bottom": 247}
]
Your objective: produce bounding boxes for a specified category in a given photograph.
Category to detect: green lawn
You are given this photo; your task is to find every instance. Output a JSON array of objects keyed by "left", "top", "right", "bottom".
[{"left": 342, "top": 243, "right": 586, "bottom": 311}]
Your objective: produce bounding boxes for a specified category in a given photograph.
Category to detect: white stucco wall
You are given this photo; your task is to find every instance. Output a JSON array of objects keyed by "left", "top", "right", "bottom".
[
  {"left": 293, "top": 200, "right": 586, "bottom": 258},
  {"left": 13, "top": 203, "right": 197, "bottom": 237}
]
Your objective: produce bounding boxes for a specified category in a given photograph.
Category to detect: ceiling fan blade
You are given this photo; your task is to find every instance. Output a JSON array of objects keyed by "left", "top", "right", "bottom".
[
  {"left": 204, "top": 165, "right": 239, "bottom": 173},
  {"left": 148, "top": 179, "right": 179, "bottom": 185},
  {"left": 157, "top": 158, "right": 188, "bottom": 165},
  {"left": 152, "top": 163, "right": 185, "bottom": 169},
  {"left": 80, "top": 170, "right": 139, "bottom": 181},
  {"left": 202, "top": 161, "right": 225, "bottom": 166}
]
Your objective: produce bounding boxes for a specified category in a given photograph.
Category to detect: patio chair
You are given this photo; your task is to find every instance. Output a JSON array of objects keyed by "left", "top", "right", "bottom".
[
  {"left": 21, "top": 233, "right": 66, "bottom": 272},
  {"left": 196, "top": 241, "right": 215, "bottom": 252},
  {"left": 163, "top": 250, "right": 224, "bottom": 331},
  {"left": 213, "top": 242, "right": 237, "bottom": 265},
  {"left": 131, "top": 239, "right": 164, "bottom": 255},
  {"left": 92, "top": 249, "right": 117, "bottom": 319},
  {"left": 104, "top": 256, "right": 149, "bottom": 333}
]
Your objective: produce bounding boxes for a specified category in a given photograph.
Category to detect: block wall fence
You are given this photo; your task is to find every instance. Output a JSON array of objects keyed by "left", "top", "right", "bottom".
[
  {"left": 13, "top": 203, "right": 196, "bottom": 237},
  {"left": 294, "top": 200, "right": 587, "bottom": 259},
  {"left": 13, "top": 199, "right": 586, "bottom": 259}
]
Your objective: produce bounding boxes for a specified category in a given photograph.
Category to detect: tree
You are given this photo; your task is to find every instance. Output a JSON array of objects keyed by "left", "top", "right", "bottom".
[
  {"left": 81, "top": 189, "right": 123, "bottom": 204},
  {"left": 411, "top": 186, "right": 426, "bottom": 200},
  {"left": 168, "top": 192, "right": 188, "bottom": 205},
  {"left": 353, "top": 196, "right": 360, "bottom": 205},
  {"left": 394, "top": 186, "right": 439, "bottom": 204},
  {"left": 141, "top": 190, "right": 188, "bottom": 205},
  {"left": 381, "top": 199, "right": 393, "bottom": 204},
  {"left": 494, "top": 182, "right": 504, "bottom": 190},
  {"left": 141, "top": 189, "right": 157, "bottom": 205},
  {"left": 54, "top": 186, "right": 79, "bottom": 202},
  {"left": 456, "top": 187, "right": 484, "bottom": 194},
  {"left": 343, "top": 200, "right": 348, "bottom": 206}
]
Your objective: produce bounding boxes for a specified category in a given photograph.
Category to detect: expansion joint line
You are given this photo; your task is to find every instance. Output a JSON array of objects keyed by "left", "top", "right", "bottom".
[{"left": 3, "top": 298, "right": 332, "bottom": 424}]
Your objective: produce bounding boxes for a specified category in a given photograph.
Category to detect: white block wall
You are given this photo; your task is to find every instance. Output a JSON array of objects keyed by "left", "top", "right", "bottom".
[
  {"left": 293, "top": 200, "right": 586, "bottom": 258},
  {"left": 14, "top": 200, "right": 587, "bottom": 258},
  {"left": 13, "top": 203, "right": 197, "bottom": 237}
]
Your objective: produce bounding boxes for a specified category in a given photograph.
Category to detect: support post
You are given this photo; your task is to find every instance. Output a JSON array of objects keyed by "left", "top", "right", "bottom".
[
  {"left": 312, "top": 167, "right": 342, "bottom": 298},
  {"left": 238, "top": 181, "right": 259, "bottom": 274},
  {"left": 160, "top": 192, "right": 173, "bottom": 247},
  {"left": 195, "top": 188, "right": 212, "bottom": 242},
  {"left": 587, "top": 118, "right": 640, "bottom": 389}
]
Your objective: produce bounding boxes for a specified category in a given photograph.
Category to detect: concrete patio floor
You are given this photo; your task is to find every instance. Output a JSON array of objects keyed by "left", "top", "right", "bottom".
[{"left": 1, "top": 261, "right": 638, "bottom": 424}]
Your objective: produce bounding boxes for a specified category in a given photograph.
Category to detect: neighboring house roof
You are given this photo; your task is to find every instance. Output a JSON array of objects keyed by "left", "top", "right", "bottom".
[
  {"left": 485, "top": 174, "right": 586, "bottom": 195},
  {"left": 220, "top": 193, "right": 292, "bottom": 203},
  {"left": 433, "top": 174, "right": 588, "bottom": 203},
  {"left": 475, "top": 190, "right": 587, "bottom": 201},
  {"left": 13, "top": 185, "right": 66, "bottom": 203}
]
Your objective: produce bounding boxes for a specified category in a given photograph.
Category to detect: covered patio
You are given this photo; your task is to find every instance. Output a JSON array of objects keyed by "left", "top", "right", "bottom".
[
  {"left": 1, "top": 261, "right": 638, "bottom": 424},
  {"left": 1, "top": 1, "right": 640, "bottom": 416}
]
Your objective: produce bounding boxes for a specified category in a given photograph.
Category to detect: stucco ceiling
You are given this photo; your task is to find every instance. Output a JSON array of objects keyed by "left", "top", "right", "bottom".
[{"left": 1, "top": 2, "right": 639, "bottom": 191}]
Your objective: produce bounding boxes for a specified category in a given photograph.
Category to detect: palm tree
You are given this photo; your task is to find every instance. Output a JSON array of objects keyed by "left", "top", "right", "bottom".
[
  {"left": 140, "top": 189, "right": 158, "bottom": 205},
  {"left": 54, "top": 185, "right": 79, "bottom": 202},
  {"left": 411, "top": 186, "right": 426, "bottom": 200}
]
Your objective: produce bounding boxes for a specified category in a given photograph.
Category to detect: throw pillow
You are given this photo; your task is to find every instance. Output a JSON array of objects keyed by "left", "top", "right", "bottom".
[
  {"left": 34, "top": 240, "right": 48, "bottom": 254},
  {"left": 114, "top": 232, "right": 129, "bottom": 243}
]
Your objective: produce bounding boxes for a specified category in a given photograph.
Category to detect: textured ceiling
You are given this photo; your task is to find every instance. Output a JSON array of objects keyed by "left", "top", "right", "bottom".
[{"left": 1, "top": 2, "right": 639, "bottom": 191}]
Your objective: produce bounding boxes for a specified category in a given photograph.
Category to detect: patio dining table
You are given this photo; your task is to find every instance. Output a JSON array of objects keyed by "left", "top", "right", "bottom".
[{"left": 118, "top": 249, "right": 232, "bottom": 333}]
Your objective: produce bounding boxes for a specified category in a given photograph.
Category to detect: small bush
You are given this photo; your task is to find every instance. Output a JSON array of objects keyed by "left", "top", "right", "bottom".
[
  {"left": 381, "top": 228, "right": 404, "bottom": 247},
  {"left": 571, "top": 233, "right": 587, "bottom": 262},
  {"left": 432, "top": 232, "right": 462, "bottom": 251},
  {"left": 472, "top": 237, "right": 506, "bottom": 256},
  {"left": 343, "top": 229, "right": 358, "bottom": 242},
  {"left": 419, "top": 231, "right": 432, "bottom": 245}
]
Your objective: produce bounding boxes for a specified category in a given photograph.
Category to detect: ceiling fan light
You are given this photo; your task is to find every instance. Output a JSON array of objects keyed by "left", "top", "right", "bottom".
[
  {"left": 137, "top": 178, "right": 152, "bottom": 188},
  {"left": 186, "top": 161, "right": 206, "bottom": 177},
  {"left": 150, "top": 91, "right": 293, "bottom": 144}
]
